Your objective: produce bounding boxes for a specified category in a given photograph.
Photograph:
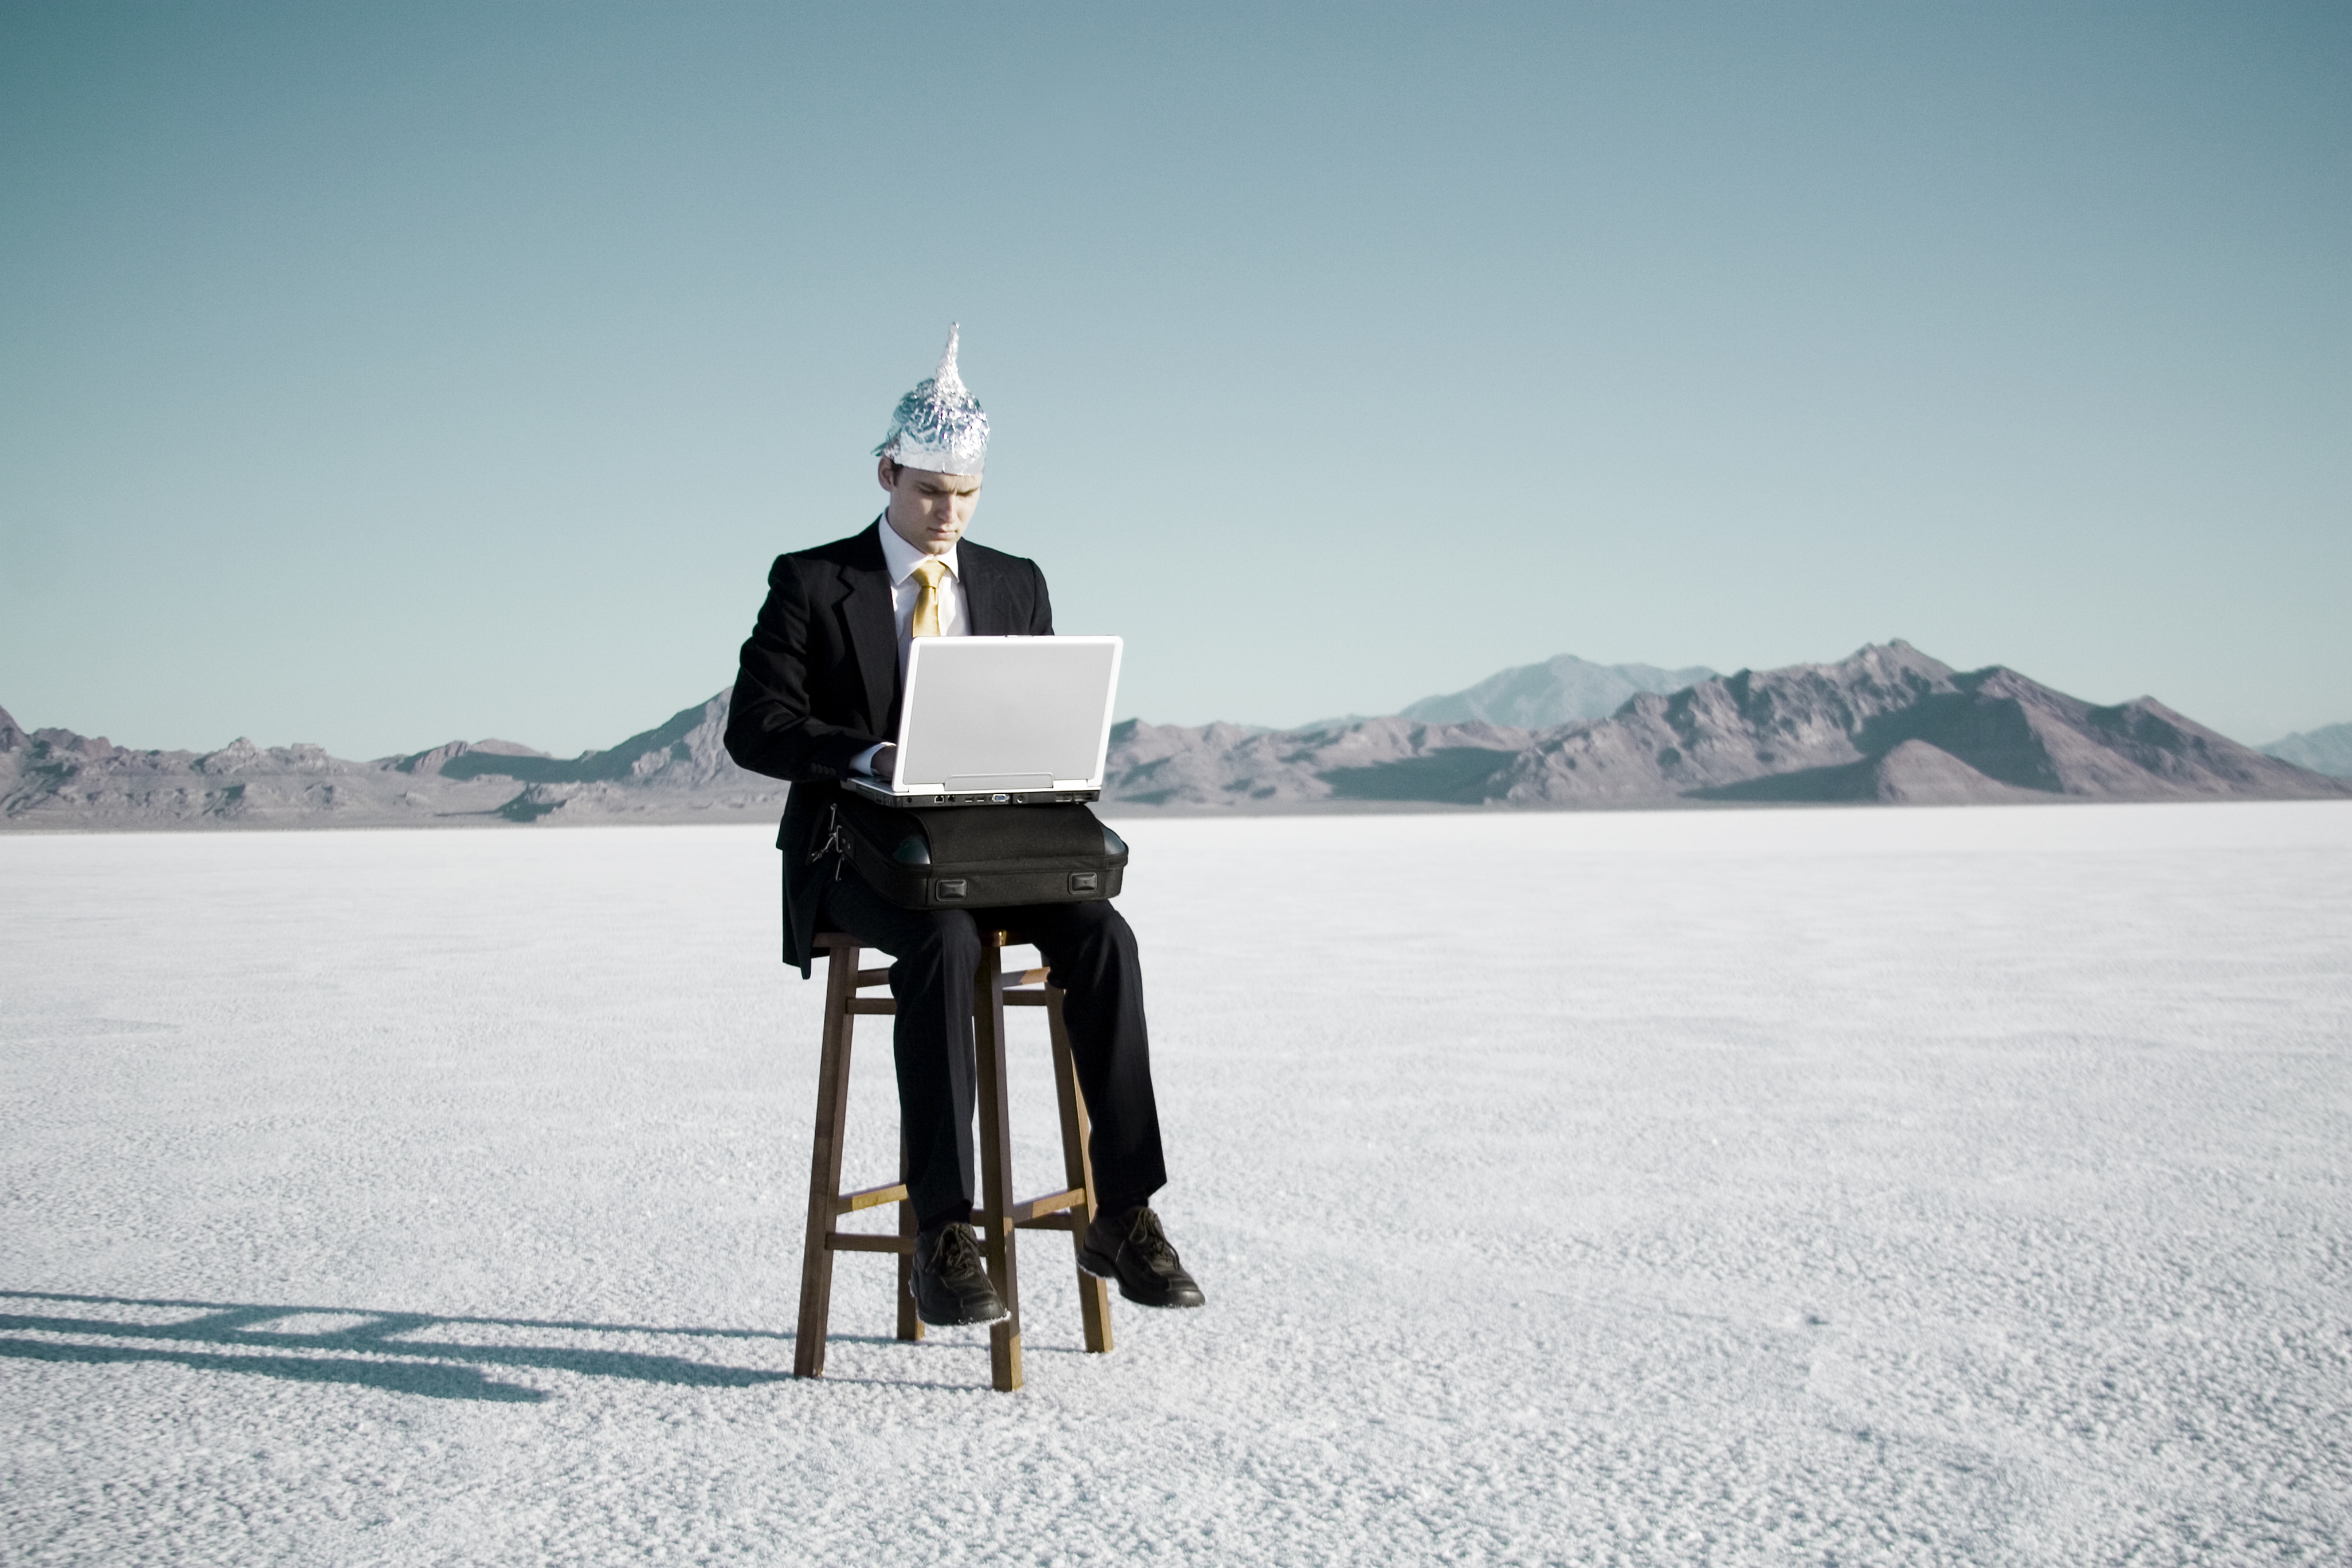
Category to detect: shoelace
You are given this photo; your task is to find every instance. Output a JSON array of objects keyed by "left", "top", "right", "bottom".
[
  {"left": 1127, "top": 1210, "right": 1179, "bottom": 1268},
  {"left": 932, "top": 1224, "right": 986, "bottom": 1277}
]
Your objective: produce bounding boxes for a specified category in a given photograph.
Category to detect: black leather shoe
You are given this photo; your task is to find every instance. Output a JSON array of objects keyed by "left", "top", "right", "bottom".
[
  {"left": 1078, "top": 1207, "right": 1206, "bottom": 1308},
  {"left": 910, "top": 1222, "right": 1009, "bottom": 1326}
]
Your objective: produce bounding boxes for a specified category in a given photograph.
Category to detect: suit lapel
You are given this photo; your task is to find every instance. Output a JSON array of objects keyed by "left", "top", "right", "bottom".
[
  {"left": 838, "top": 522, "right": 898, "bottom": 734},
  {"left": 962, "top": 547, "right": 1012, "bottom": 636}
]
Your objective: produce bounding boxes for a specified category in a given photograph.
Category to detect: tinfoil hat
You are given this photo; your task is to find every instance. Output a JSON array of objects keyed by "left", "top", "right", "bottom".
[{"left": 875, "top": 325, "right": 988, "bottom": 477}]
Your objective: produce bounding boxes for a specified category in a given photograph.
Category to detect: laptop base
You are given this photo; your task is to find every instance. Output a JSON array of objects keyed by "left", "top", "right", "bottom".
[{"left": 844, "top": 777, "right": 1101, "bottom": 810}]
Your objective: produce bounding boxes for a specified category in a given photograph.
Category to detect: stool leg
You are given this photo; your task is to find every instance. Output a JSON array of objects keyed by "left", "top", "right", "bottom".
[
  {"left": 895, "top": 1132, "right": 922, "bottom": 1342},
  {"left": 973, "top": 937, "right": 1024, "bottom": 1391},
  {"left": 1048, "top": 989, "right": 1115, "bottom": 1355},
  {"left": 793, "top": 941, "right": 860, "bottom": 1379}
]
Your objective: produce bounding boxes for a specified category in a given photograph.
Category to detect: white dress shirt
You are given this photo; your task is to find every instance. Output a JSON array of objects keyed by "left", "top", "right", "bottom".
[
  {"left": 854, "top": 513, "right": 971, "bottom": 777},
  {"left": 874, "top": 509, "right": 970, "bottom": 660}
]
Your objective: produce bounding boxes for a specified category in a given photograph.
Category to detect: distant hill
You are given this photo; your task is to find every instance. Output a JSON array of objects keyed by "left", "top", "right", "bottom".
[
  {"left": 1101, "top": 642, "right": 2349, "bottom": 810},
  {"left": 4, "top": 643, "right": 2343, "bottom": 828},
  {"left": 1400, "top": 654, "right": 1718, "bottom": 727},
  {"left": 0, "top": 695, "right": 780, "bottom": 830},
  {"left": 1487, "top": 642, "right": 2338, "bottom": 806},
  {"left": 2260, "top": 722, "right": 2352, "bottom": 778}
]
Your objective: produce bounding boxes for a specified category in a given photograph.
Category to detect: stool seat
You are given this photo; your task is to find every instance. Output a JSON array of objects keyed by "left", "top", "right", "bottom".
[{"left": 793, "top": 926, "right": 1113, "bottom": 1391}]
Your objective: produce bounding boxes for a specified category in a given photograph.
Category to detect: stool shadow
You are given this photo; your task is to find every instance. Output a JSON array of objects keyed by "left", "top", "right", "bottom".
[{"left": 0, "top": 1287, "right": 847, "bottom": 1404}]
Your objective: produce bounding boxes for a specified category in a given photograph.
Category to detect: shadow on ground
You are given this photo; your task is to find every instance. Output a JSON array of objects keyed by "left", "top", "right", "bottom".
[{"left": 0, "top": 1288, "right": 841, "bottom": 1404}]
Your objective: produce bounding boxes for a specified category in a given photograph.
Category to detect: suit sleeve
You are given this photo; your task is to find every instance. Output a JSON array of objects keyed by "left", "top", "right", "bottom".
[
  {"left": 723, "top": 555, "right": 887, "bottom": 783},
  {"left": 1031, "top": 558, "right": 1055, "bottom": 636}
]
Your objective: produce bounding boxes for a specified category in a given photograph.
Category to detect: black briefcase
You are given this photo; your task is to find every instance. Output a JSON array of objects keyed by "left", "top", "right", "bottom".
[{"left": 826, "top": 794, "right": 1127, "bottom": 910}]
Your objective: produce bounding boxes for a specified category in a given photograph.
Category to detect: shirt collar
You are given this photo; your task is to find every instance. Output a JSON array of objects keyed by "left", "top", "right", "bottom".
[{"left": 875, "top": 513, "right": 961, "bottom": 586}]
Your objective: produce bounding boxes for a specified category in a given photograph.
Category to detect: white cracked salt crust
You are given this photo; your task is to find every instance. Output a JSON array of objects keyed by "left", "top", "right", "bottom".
[{"left": 2, "top": 803, "right": 2347, "bottom": 1565}]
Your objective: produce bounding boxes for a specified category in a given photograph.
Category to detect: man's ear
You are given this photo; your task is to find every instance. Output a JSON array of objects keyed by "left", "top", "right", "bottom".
[{"left": 875, "top": 456, "right": 899, "bottom": 493}]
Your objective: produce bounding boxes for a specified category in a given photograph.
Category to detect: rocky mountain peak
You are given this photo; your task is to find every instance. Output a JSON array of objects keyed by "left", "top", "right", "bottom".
[
  {"left": 391, "top": 738, "right": 552, "bottom": 777},
  {"left": 1401, "top": 652, "right": 1721, "bottom": 728},
  {"left": 2260, "top": 722, "right": 2352, "bottom": 778},
  {"left": 195, "top": 738, "right": 263, "bottom": 775}
]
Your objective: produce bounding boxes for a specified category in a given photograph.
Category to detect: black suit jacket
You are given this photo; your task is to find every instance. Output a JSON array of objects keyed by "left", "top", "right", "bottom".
[{"left": 724, "top": 520, "right": 1055, "bottom": 973}]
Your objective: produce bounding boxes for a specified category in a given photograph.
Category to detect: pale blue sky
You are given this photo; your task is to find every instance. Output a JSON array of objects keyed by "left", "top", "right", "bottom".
[{"left": 3, "top": 2, "right": 2345, "bottom": 758}]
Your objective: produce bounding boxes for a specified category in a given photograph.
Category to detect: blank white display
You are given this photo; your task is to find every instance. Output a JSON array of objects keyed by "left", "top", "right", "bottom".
[{"left": 893, "top": 636, "right": 1121, "bottom": 791}]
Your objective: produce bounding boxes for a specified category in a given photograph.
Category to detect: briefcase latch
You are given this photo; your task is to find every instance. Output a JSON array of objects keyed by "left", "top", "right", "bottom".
[
  {"left": 934, "top": 878, "right": 969, "bottom": 902},
  {"left": 1067, "top": 872, "right": 1099, "bottom": 895}
]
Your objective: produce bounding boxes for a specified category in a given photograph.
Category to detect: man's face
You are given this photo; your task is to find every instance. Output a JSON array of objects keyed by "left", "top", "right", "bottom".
[{"left": 879, "top": 460, "right": 983, "bottom": 556}]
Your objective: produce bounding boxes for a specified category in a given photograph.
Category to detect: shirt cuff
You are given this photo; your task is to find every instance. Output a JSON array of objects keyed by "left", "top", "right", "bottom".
[{"left": 850, "top": 742, "right": 886, "bottom": 778}]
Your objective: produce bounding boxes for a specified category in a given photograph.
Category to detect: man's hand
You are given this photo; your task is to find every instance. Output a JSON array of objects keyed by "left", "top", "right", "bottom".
[{"left": 871, "top": 743, "right": 899, "bottom": 783}]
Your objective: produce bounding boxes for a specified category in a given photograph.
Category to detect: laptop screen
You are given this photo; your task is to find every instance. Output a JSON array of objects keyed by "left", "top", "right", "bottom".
[{"left": 891, "top": 636, "right": 1123, "bottom": 793}]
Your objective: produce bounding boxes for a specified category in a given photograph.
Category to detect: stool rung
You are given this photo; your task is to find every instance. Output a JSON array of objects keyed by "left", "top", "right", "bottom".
[
  {"left": 995, "top": 1187, "right": 1085, "bottom": 1226},
  {"left": 827, "top": 1232, "right": 914, "bottom": 1255},
  {"left": 1004, "top": 991, "right": 1054, "bottom": 1008},
  {"left": 856, "top": 967, "right": 893, "bottom": 988},
  {"left": 995, "top": 967, "right": 1052, "bottom": 990},
  {"left": 835, "top": 1180, "right": 908, "bottom": 1214},
  {"left": 846, "top": 998, "right": 897, "bottom": 1015}
]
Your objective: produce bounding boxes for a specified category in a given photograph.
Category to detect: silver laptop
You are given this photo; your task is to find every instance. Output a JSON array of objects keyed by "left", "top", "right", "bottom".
[{"left": 844, "top": 635, "right": 1123, "bottom": 807}]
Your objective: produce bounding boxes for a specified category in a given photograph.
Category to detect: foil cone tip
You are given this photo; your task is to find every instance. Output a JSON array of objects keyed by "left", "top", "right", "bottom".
[
  {"left": 934, "top": 324, "right": 963, "bottom": 394},
  {"left": 874, "top": 324, "right": 987, "bottom": 476}
]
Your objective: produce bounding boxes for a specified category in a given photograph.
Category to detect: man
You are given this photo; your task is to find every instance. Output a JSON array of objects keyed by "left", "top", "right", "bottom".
[{"left": 724, "top": 328, "right": 1206, "bottom": 1328}]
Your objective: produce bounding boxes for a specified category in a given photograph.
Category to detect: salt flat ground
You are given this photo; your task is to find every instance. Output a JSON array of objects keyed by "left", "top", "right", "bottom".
[{"left": 1, "top": 805, "right": 2347, "bottom": 1567}]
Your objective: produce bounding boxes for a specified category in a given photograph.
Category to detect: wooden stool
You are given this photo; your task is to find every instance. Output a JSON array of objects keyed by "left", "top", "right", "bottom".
[{"left": 793, "top": 928, "right": 1114, "bottom": 1391}]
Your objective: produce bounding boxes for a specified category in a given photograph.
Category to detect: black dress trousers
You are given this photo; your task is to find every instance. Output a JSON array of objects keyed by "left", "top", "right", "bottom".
[{"left": 819, "top": 871, "right": 1169, "bottom": 1230}]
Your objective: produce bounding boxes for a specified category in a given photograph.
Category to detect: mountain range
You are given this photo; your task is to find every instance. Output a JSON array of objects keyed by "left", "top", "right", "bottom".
[
  {"left": 3, "top": 642, "right": 2344, "bottom": 830},
  {"left": 2259, "top": 721, "right": 2352, "bottom": 779},
  {"left": 1103, "top": 642, "right": 2345, "bottom": 808}
]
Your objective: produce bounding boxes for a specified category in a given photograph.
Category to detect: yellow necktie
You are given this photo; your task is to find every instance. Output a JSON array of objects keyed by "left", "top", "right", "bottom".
[{"left": 910, "top": 558, "right": 950, "bottom": 639}]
